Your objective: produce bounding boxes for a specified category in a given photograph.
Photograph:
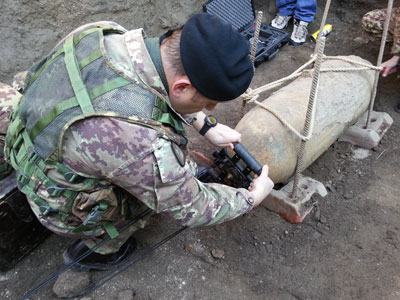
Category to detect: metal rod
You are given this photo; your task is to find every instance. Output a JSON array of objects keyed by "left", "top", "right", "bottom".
[
  {"left": 314, "top": 0, "right": 332, "bottom": 54},
  {"left": 250, "top": 11, "right": 263, "bottom": 64},
  {"left": 291, "top": 36, "right": 327, "bottom": 198},
  {"left": 243, "top": 11, "right": 264, "bottom": 118},
  {"left": 366, "top": 0, "right": 394, "bottom": 128},
  {"left": 291, "top": 0, "right": 333, "bottom": 198}
]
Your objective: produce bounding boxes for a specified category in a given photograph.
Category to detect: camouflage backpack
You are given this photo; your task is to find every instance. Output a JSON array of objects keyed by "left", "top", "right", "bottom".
[{"left": 0, "top": 82, "right": 22, "bottom": 180}]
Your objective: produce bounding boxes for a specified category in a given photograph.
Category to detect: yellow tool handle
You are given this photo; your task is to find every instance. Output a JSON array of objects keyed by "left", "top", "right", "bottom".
[{"left": 311, "top": 24, "right": 333, "bottom": 41}]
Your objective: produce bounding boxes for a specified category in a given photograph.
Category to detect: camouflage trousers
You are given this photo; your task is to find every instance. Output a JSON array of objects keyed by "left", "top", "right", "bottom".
[
  {"left": 82, "top": 199, "right": 151, "bottom": 255},
  {"left": 362, "top": 7, "right": 400, "bottom": 54}
]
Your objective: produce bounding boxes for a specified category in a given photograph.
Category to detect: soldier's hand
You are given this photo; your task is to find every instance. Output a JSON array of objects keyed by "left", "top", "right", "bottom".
[
  {"left": 381, "top": 55, "right": 399, "bottom": 77},
  {"left": 248, "top": 165, "right": 274, "bottom": 206},
  {"left": 204, "top": 123, "right": 241, "bottom": 148}
]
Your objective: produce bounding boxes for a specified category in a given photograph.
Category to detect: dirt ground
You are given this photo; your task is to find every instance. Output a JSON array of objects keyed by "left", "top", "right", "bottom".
[{"left": 1, "top": 0, "right": 400, "bottom": 299}]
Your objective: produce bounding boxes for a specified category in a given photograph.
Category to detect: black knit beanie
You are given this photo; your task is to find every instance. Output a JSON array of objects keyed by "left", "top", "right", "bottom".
[{"left": 180, "top": 13, "right": 254, "bottom": 101}]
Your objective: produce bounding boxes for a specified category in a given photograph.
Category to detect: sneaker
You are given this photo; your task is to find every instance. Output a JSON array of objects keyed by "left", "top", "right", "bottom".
[
  {"left": 63, "top": 237, "right": 137, "bottom": 271},
  {"left": 271, "top": 15, "right": 292, "bottom": 29},
  {"left": 290, "top": 20, "right": 309, "bottom": 46}
]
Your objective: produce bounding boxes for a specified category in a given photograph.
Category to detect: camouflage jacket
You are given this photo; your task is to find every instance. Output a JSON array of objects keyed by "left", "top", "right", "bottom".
[
  {"left": 0, "top": 83, "right": 21, "bottom": 179},
  {"left": 60, "top": 27, "right": 254, "bottom": 228},
  {"left": 363, "top": 7, "right": 400, "bottom": 55}
]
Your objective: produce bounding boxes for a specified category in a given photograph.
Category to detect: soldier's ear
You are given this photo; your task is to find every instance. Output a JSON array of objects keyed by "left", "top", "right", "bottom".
[{"left": 170, "top": 76, "right": 196, "bottom": 99}]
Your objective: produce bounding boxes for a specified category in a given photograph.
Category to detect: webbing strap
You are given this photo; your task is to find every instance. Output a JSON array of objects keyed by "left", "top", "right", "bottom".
[
  {"left": 103, "top": 222, "right": 119, "bottom": 239},
  {"left": 6, "top": 115, "right": 24, "bottom": 147},
  {"left": 79, "top": 48, "right": 103, "bottom": 70},
  {"left": 64, "top": 35, "right": 95, "bottom": 114},
  {"left": 29, "top": 97, "right": 78, "bottom": 140},
  {"left": 10, "top": 130, "right": 81, "bottom": 215},
  {"left": 27, "top": 51, "right": 64, "bottom": 87},
  {"left": 26, "top": 24, "right": 123, "bottom": 89},
  {"left": 29, "top": 77, "right": 131, "bottom": 141},
  {"left": 158, "top": 113, "right": 184, "bottom": 133},
  {"left": 153, "top": 98, "right": 184, "bottom": 133},
  {"left": 89, "top": 77, "right": 131, "bottom": 99}
]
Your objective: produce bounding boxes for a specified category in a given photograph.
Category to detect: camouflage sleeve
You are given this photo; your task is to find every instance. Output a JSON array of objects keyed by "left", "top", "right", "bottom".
[
  {"left": 62, "top": 117, "right": 254, "bottom": 227},
  {"left": 391, "top": 8, "right": 400, "bottom": 55}
]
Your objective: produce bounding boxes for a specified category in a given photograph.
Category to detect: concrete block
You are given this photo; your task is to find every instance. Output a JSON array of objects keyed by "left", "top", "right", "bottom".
[
  {"left": 339, "top": 111, "right": 393, "bottom": 149},
  {"left": 262, "top": 176, "right": 328, "bottom": 224}
]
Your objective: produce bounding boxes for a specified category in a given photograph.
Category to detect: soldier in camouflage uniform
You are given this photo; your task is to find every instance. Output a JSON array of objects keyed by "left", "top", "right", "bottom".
[
  {"left": 0, "top": 82, "right": 22, "bottom": 180},
  {"left": 2, "top": 14, "right": 273, "bottom": 270},
  {"left": 362, "top": 7, "right": 400, "bottom": 111}
]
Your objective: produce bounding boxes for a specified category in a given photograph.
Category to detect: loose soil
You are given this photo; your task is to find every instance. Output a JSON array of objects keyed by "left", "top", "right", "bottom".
[{"left": 1, "top": 0, "right": 400, "bottom": 299}]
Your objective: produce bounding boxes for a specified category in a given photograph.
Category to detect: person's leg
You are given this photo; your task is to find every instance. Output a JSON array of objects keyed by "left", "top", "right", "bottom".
[
  {"left": 64, "top": 194, "right": 150, "bottom": 271},
  {"left": 294, "top": 0, "right": 317, "bottom": 23},
  {"left": 82, "top": 217, "right": 147, "bottom": 255},
  {"left": 272, "top": 0, "right": 296, "bottom": 29},
  {"left": 289, "top": 0, "right": 316, "bottom": 45},
  {"left": 276, "top": 0, "right": 297, "bottom": 17}
]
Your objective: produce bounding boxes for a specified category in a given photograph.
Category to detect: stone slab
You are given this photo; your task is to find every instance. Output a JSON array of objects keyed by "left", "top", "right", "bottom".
[
  {"left": 262, "top": 176, "right": 328, "bottom": 224},
  {"left": 339, "top": 111, "right": 393, "bottom": 149}
]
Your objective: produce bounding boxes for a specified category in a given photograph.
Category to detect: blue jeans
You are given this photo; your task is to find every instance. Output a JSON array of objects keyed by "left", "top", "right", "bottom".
[{"left": 276, "top": 0, "right": 317, "bottom": 23}]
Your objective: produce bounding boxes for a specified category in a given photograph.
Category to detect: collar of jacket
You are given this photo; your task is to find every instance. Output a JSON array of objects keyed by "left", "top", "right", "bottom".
[
  {"left": 144, "top": 37, "right": 169, "bottom": 94},
  {"left": 123, "top": 29, "right": 189, "bottom": 125}
]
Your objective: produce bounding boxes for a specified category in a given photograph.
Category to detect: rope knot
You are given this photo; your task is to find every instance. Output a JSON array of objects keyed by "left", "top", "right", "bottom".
[{"left": 241, "top": 88, "right": 259, "bottom": 103}]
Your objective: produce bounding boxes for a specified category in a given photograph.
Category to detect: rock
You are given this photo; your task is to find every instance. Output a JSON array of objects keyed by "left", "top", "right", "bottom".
[
  {"left": 343, "top": 190, "right": 354, "bottom": 200},
  {"left": 319, "top": 216, "right": 327, "bottom": 224},
  {"left": 184, "top": 243, "right": 214, "bottom": 264},
  {"left": 118, "top": 289, "right": 136, "bottom": 300},
  {"left": 210, "top": 249, "right": 225, "bottom": 259},
  {"left": 52, "top": 270, "right": 90, "bottom": 298},
  {"left": 284, "top": 230, "right": 289, "bottom": 235},
  {"left": 312, "top": 231, "right": 322, "bottom": 239},
  {"left": 352, "top": 148, "right": 371, "bottom": 160},
  {"left": 325, "top": 182, "right": 335, "bottom": 192}
]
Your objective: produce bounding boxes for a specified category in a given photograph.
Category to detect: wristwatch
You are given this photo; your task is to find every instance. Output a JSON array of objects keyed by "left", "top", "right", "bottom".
[{"left": 199, "top": 115, "right": 218, "bottom": 136}]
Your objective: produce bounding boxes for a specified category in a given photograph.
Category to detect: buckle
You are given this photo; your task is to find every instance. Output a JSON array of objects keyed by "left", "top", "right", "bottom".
[
  {"left": 64, "top": 171, "right": 83, "bottom": 183},
  {"left": 17, "top": 174, "right": 30, "bottom": 186},
  {"left": 83, "top": 205, "right": 106, "bottom": 226},
  {"left": 47, "top": 185, "right": 65, "bottom": 197},
  {"left": 27, "top": 151, "right": 39, "bottom": 163},
  {"left": 12, "top": 134, "right": 24, "bottom": 151},
  {"left": 40, "top": 205, "right": 59, "bottom": 216}
]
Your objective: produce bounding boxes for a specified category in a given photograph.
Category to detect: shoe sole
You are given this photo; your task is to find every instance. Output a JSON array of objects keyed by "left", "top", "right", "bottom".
[
  {"left": 62, "top": 239, "right": 137, "bottom": 272},
  {"left": 289, "top": 39, "right": 306, "bottom": 46},
  {"left": 63, "top": 249, "right": 134, "bottom": 271},
  {"left": 271, "top": 24, "right": 289, "bottom": 30},
  {"left": 63, "top": 250, "right": 93, "bottom": 272}
]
